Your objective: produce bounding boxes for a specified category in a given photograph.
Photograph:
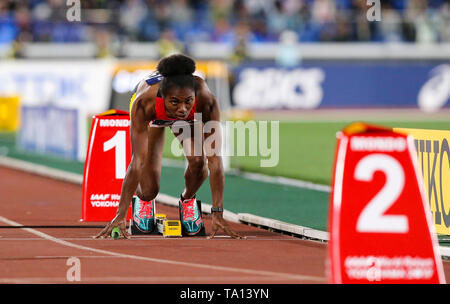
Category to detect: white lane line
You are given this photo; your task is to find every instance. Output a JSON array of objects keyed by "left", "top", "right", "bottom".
[
  {"left": 0, "top": 237, "right": 304, "bottom": 241},
  {"left": 235, "top": 171, "right": 331, "bottom": 192},
  {"left": 0, "top": 215, "right": 325, "bottom": 282},
  {"left": 0, "top": 275, "right": 315, "bottom": 284},
  {"left": 34, "top": 255, "right": 123, "bottom": 259}
]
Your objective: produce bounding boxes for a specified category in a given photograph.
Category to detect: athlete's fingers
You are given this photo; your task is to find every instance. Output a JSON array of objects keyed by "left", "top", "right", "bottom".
[
  {"left": 120, "top": 222, "right": 130, "bottom": 239},
  {"left": 207, "top": 224, "right": 219, "bottom": 239},
  {"left": 208, "top": 217, "right": 246, "bottom": 240},
  {"left": 94, "top": 225, "right": 110, "bottom": 239},
  {"left": 234, "top": 231, "right": 246, "bottom": 239},
  {"left": 122, "top": 230, "right": 130, "bottom": 239},
  {"left": 105, "top": 223, "right": 118, "bottom": 238},
  {"left": 100, "top": 223, "right": 115, "bottom": 239},
  {"left": 229, "top": 229, "right": 245, "bottom": 239},
  {"left": 223, "top": 224, "right": 246, "bottom": 239},
  {"left": 121, "top": 228, "right": 130, "bottom": 239}
]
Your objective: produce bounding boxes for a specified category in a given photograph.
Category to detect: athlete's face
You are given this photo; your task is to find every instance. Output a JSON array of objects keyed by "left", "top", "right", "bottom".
[{"left": 163, "top": 86, "right": 195, "bottom": 119}]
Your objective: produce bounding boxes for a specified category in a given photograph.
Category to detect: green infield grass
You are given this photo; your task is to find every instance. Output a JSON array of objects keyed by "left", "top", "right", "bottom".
[{"left": 163, "top": 119, "right": 450, "bottom": 186}]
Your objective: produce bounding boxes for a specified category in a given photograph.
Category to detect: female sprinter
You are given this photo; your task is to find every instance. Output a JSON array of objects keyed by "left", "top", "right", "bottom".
[{"left": 95, "top": 54, "right": 244, "bottom": 240}]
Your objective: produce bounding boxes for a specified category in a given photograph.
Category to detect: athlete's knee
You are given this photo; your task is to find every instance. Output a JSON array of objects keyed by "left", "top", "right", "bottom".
[
  {"left": 136, "top": 183, "right": 159, "bottom": 202},
  {"left": 129, "top": 157, "right": 144, "bottom": 176},
  {"left": 187, "top": 156, "right": 207, "bottom": 174}
]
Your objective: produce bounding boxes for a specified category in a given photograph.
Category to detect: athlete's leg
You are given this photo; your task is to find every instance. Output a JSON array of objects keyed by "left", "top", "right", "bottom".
[
  {"left": 135, "top": 126, "right": 165, "bottom": 201},
  {"left": 130, "top": 126, "right": 165, "bottom": 233},
  {"left": 172, "top": 122, "right": 208, "bottom": 199},
  {"left": 171, "top": 122, "right": 207, "bottom": 235},
  {"left": 182, "top": 153, "right": 208, "bottom": 199}
]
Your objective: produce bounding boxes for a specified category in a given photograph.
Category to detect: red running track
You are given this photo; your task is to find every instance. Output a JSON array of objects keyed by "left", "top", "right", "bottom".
[
  {"left": 0, "top": 166, "right": 328, "bottom": 284},
  {"left": 0, "top": 166, "right": 449, "bottom": 284}
]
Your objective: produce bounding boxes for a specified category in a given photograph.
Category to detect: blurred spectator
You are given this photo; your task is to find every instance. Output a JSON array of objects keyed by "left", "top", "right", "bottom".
[
  {"left": 229, "top": 21, "right": 251, "bottom": 65},
  {"left": 157, "top": 28, "right": 184, "bottom": 57},
  {"left": 210, "top": 0, "right": 233, "bottom": 21},
  {"left": 94, "top": 26, "right": 113, "bottom": 58},
  {"left": 119, "top": 0, "right": 147, "bottom": 41},
  {"left": 14, "top": 3, "right": 32, "bottom": 40},
  {"left": 267, "top": 0, "right": 288, "bottom": 36},
  {"left": 351, "top": 0, "right": 373, "bottom": 41},
  {"left": 0, "top": 0, "right": 448, "bottom": 54},
  {"left": 153, "top": 1, "right": 172, "bottom": 31},
  {"left": 378, "top": 2, "right": 402, "bottom": 42},
  {"left": 438, "top": 2, "right": 450, "bottom": 42},
  {"left": 333, "top": 14, "right": 352, "bottom": 41},
  {"left": 275, "top": 30, "right": 301, "bottom": 67},
  {"left": 211, "top": 17, "right": 234, "bottom": 42},
  {"left": 136, "top": 2, "right": 159, "bottom": 41},
  {"left": 407, "top": 0, "right": 439, "bottom": 43},
  {"left": 168, "top": 0, "right": 192, "bottom": 39},
  {"left": 312, "top": 0, "right": 336, "bottom": 24},
  {"left": 0, "top": 1, "right": 18, "bottom": 45}
]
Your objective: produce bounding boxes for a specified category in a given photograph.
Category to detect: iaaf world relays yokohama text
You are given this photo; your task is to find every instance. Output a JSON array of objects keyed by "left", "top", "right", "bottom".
[{"left": 179, "top": 288, "right": 270, "bottom": 302}]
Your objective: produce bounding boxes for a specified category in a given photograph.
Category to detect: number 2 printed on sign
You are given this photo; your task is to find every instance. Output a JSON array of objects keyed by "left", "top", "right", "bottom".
[
  {"left": 354, "top": 154, "right": 409, "bottom": 234},
  {"left": 103, "top": 130, "right": 126, "bottom": 179}
]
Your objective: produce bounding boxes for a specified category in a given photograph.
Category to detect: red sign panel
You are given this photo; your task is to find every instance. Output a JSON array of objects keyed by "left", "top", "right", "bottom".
[
  {"left": 81, "top": 110, "right": 132, "bottom": 221},
  {"left": 328, "top": 123, "right": 445, "bottom": 283}
]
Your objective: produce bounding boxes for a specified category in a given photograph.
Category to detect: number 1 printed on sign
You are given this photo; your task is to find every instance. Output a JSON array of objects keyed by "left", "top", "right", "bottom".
[{"left": 103, "top": 130, "right": 126, "bottom": 179}]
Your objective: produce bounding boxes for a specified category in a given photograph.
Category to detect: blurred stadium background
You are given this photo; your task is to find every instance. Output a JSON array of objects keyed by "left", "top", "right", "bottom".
[{"left": 0, "top": 0, "right": 449, "bottom": 238}]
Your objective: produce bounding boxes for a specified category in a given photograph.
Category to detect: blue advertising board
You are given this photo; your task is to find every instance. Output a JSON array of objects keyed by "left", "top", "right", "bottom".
[
  {"left": 231, "top": 62, "right": 450, "bottom": 112},
  {"left": 18, "top": 105, "right": 79, "bottom": 160}
]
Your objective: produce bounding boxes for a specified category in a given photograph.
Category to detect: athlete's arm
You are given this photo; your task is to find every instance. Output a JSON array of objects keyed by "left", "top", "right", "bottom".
[
  {"left": 95, "top": 83, "right": 153, "bottom": 239},
  {"left": 202, "top": 92, "right": 225, "bottom": 211},
  {"left": 197, "top": 79, "right": 245, "bottom": 239},
  {"left": 116, "top": 94, "right": 149, "bottom": 219}
]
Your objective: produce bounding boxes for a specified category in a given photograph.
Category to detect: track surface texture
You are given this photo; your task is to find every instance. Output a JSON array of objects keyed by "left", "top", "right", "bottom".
[
  {"left": 2, "top": 166, "right": 450, "bottom": 284},
  {"left": 0, "top": 166, "right": 331, "bottom": 284}
]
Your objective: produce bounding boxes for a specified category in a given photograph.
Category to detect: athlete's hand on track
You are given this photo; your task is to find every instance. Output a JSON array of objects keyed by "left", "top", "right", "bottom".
[
  {"left": 94, "top": 214, "right": 130, "bottom": 239},
  {"left": 207, "top": 212, "right": 246, "bottom": 240}
]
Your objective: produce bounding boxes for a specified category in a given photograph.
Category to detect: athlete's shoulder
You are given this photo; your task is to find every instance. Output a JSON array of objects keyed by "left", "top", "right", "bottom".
[
  {"left": 130, "top": 81, "right": 158, "bottom": 123},
  {"left": 144, "top": 71, "right": 163, "bottom": 86},
  {"left": 194, "top": 76, "right": 214, "bottom": 101},
  {"left": 194, "top": 75, "right": 207, "bottom": 88},
  {"left": 193, "top": 76, "right": 219, "bottom": 121}
]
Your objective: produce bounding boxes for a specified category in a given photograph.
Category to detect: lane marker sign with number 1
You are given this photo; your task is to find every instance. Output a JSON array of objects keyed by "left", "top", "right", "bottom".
[{"left": 81, "top": 110, "right": 132, "bottom": 221}]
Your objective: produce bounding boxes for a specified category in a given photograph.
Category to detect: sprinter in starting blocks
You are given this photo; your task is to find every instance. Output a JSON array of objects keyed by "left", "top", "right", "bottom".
[{"left": 95, "top": 54, "right": 244, "bottom": 240}]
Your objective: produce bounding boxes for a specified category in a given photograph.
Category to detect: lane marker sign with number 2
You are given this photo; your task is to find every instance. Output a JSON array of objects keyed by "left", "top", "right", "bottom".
[{"left": 328, "top": 122, "right": 445, "bottom": 284}]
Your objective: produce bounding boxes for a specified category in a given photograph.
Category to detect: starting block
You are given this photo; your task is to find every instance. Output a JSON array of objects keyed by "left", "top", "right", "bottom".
[
  {"left": 128, "top": 198, "right": 205, "bottom": 237},
  {"left": 129, "top": 212, "right": 182, "bottom": 237},
  {"left": 155, "top": 214, "right": 182, "bottom": 237}
]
